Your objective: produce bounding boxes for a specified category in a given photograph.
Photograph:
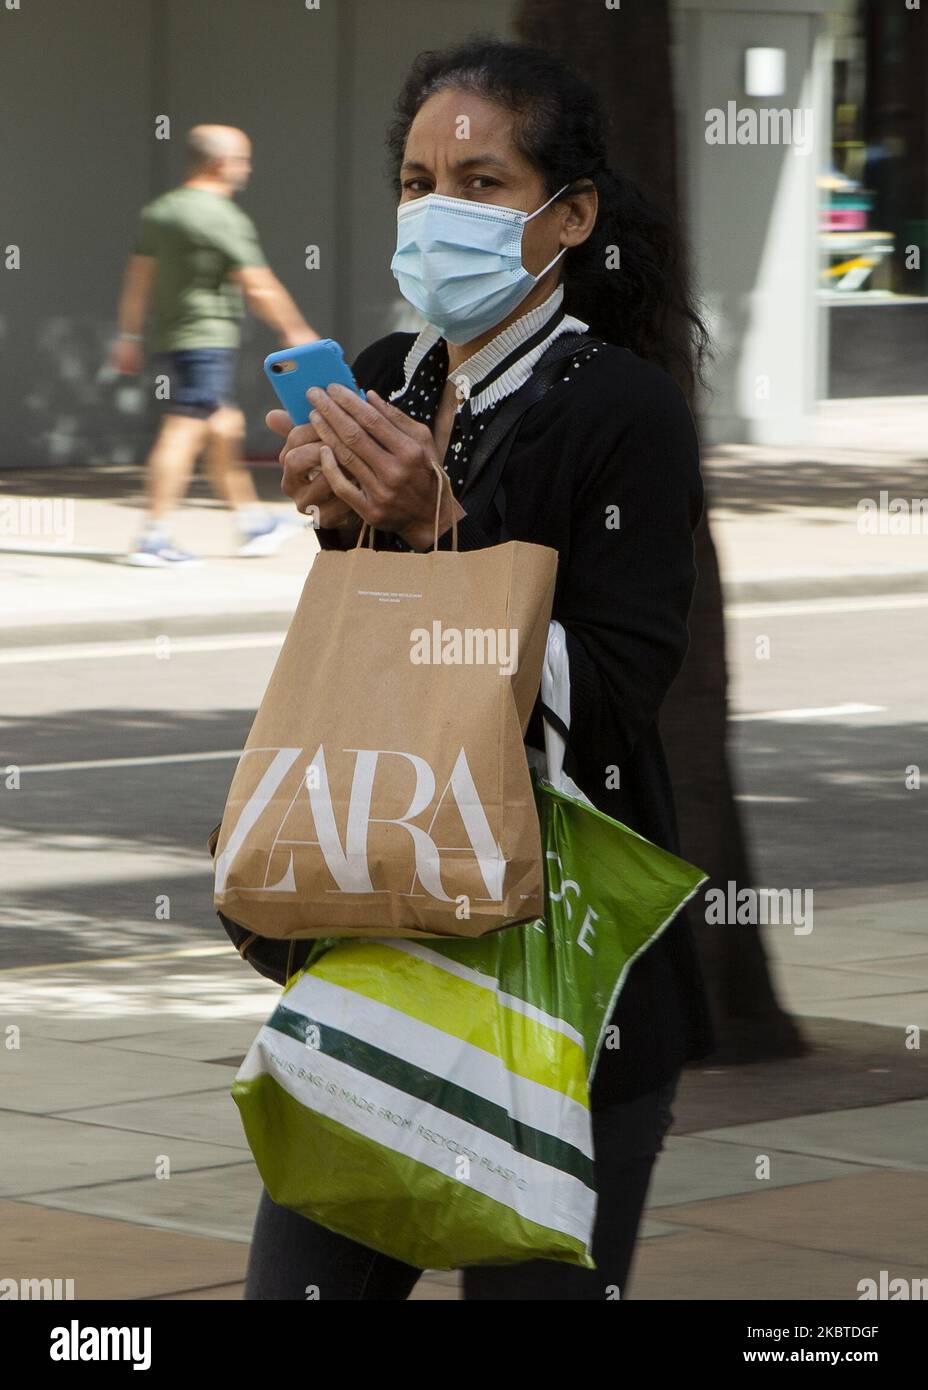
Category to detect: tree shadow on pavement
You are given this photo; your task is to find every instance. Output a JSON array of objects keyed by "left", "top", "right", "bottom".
[{"left": 704, "top": 456, "right": 928, "bottom": 520}]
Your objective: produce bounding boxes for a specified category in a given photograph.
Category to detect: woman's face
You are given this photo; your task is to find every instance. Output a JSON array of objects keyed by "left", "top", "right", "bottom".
[{"left": 399, "top": 89, "right": 572, "bottom": 280}]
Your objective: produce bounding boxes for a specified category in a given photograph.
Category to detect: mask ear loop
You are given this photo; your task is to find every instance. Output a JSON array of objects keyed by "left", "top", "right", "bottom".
[
  {"left": 523, "top": 182, "right": 573, "bottom": 224},
  {"left": 522, "top": 182, "right": 573, "bottom": 280},
  {"left": 534, "top": 245, "right": 568, "bottom": 279}
]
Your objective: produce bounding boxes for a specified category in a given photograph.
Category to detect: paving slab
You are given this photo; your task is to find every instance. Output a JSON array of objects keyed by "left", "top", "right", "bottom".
[
  {"left": 156, "top": 1282, "right": 245, "bottom": 1300},
  {"left": 28, "top": 1160, "right": 261, "bottom": 1243},
  {"left": 770, "top": 962, "right": 924, "bottom": 1004},
  {"left": 800, "top": 993, "right": 928, "bottom": 1030},
  {"left": 763, "top": 922, "right": 928, "bottom": 968},
  {"left": 696, "top": 1097, "right": 928, "bottom": 1171},
  {"left": 0, "top": 1112, "right": 251, "bottom": 1200},
  {"left": 0, "top": 1199, "right": 247, "bottom": 1300},
  {"left": 55, "top": 1088, "right": 249, "bottom": 1151},
  {"left": 628, "top": 1227, "right": 926, "bottom": 1301},
  {"left": 156, "top": 1270, "right": 462, "bottom": 1300},
  {"left": 0, "top": 1010, "right": 254, "bottom": 1044},
  {"left": 648, "top": 1137, "right": 872, "bottom": 1209},
  {"left": 674, "top": 1019, "right": 928, "bottom": 1134},
  {"left": 2, "top": 1037, "right": 238, "bottom": 1115},
  {"left": 829, "top": 954, "right": 928, "bottom": 984},
  {"left": 807, "top": 884, "right": 928, "bottom": 915},
  {"left": 90, "top": 1023, "right": 258, "bottom": 1062},
  {"left": 639, "top": 1217, "right": 691, "bottom": 1239},
  {"left": 654, "top": 1171, "right": 928, "bottom": 1268}
]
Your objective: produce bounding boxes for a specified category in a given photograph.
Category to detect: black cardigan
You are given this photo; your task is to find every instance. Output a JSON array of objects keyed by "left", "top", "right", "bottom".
[{"left": 317, "top": 331, "right": 714, "bottom": 1106}]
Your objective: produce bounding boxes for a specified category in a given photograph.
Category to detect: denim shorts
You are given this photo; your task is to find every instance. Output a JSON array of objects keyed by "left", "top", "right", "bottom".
[{"left": 156, "top": 348, "right": 238, "bottom": 419}]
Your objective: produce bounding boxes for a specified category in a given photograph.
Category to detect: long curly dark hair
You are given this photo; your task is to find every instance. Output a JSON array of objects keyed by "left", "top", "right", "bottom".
[{"left": 386, "top": 36, "right": 709, "bottom": 400}]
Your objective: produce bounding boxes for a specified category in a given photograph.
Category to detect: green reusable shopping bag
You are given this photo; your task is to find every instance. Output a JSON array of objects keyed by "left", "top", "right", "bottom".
[{"left": 231, "top": 777, "right": 705, "bottom": 1270}]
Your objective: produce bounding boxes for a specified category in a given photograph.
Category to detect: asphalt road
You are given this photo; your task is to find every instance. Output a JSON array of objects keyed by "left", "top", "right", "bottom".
[{"left": 2, "top": 590, "right": 926, "bottom": 970}]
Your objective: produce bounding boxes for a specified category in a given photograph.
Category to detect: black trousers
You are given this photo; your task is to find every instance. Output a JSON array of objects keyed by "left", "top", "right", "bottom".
[{"left": 243, "top": 1071, "right": 678, "bottom": 1301}]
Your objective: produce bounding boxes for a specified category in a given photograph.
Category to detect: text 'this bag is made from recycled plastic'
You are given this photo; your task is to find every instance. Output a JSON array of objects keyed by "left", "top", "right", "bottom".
[
  {"left": 212, "top": 525, "right": 558, "bottom": 939},
  {"left": 231, "top": 776, "right": 707, "bottom": 1270}
]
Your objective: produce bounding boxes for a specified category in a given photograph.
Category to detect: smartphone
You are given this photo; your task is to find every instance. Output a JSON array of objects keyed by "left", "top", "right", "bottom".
[{"left": 263, "top": 339, "right": 365, "bottom": 425}]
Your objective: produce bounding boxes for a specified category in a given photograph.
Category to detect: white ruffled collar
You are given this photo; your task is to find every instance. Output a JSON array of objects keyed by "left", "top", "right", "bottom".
[{"left": 390, "top": 285, "right": 589, "bottom": 416}]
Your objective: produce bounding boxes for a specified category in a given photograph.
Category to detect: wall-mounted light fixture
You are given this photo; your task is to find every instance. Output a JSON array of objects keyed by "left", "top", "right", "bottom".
[{"left": 745, "top": 47, "right": 786, "bottom": 99}]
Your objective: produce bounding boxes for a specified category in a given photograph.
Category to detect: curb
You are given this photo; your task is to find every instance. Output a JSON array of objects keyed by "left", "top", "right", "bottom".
[
  {"left": 724, "top": 569, "right": 928, "bottom": 606},
  {"left": 3, "top": 571, "right": 928, "bottom": 650},
  {"left": 0, "top": 609, "right": 294, "bottom": 650}
]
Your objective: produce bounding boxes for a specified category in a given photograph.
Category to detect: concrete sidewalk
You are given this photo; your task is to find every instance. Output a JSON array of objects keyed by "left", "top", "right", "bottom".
[
  {"left": 708, "top": 398, "right": 928, "bottom": 604},
  {"left": 2, "top": 883, "right": 926, "bottom": 1300},
  {"left": 1, "top": 396, "right": 927, "bottom": 645},
  {"left": 0, "top": 482, "right": 313, "bottom": 641}
]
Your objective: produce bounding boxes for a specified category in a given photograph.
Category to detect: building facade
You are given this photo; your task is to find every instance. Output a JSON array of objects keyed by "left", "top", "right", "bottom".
[{"left": 0, "top": 0, "right": 924, "bottom": 466}]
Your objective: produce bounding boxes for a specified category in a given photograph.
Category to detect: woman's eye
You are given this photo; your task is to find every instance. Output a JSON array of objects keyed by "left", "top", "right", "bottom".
[
  {"left": 469, "top": 177, "right": 501, "bottom": 191},
  {"left": 402, "top": 180, "right": 432, "bottom": 194}
]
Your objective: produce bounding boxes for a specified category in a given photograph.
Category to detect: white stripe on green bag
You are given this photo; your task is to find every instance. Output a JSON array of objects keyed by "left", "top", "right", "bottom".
[
  {"left": 238, "top": 1023, "right": 596, "bottom": 1246},
  {"left": 305, "top": 941, "right": 589, "bottom": 1105},
  {"left": 272, "top": 971, "right": 593, "bottom": 1160}
]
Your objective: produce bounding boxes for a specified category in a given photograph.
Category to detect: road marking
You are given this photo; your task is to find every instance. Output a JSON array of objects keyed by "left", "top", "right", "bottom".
[
  {"left": 18, "top": 750, "right": 242, "bottom": 773},
  {"left": 0, "top": 632, "right": 287, "bottom": 666},
  {"left": 0, "top": 944, "right": 232, "bottom": 976},
  {"left": 14, "top": 703, "right": 887, "bottom": 773},
  {"left": 731, "top": 702, "right": 884, "bottom": 721},
  {"left": 735, "top": 794, "right": 806, "bottom": 802},
  {"left": 729, "top": 593, "right": 928, "bottom": 619}
]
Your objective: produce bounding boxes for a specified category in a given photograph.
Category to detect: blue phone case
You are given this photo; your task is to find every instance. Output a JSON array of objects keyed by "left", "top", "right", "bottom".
[{"left": 263, "top": 340, "right": 365, "bottom": 424}]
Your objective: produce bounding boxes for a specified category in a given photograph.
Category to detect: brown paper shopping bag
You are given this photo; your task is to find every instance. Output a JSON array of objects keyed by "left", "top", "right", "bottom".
[{"left": 213, "top": 513, "right": 557, "bottom": 940}]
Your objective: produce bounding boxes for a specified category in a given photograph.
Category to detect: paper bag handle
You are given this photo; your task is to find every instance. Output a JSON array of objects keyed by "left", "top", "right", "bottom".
[{"left": 354, "top": 458, "right": 458, "bottom": 553}]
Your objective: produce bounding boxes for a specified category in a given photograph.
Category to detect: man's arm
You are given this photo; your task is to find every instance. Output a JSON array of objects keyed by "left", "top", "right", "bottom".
[
  {"left": 231, "top": 265, "right": 319, "bottom": 346},
  {"left": 111, "top": 254, "right": 157, "bottom": 374}
]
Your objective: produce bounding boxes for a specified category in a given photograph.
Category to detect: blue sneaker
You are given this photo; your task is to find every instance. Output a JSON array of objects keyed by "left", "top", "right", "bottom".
[
  {"left": 127, "top": 533, "right": 203, "bottom": 567},
  {"left": 237, "top": 516, "right": 300, "bottom": 557}
]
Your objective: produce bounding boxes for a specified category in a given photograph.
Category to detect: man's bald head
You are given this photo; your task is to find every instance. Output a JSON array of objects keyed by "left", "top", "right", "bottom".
[{"left": 185, "top": 125, "right": 252, "bottom": 190}]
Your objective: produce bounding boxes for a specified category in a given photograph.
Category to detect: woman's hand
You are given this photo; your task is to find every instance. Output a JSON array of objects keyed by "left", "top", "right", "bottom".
[
  {"left": 268, "top": 410, "right": 362, "bottom": 533},
  {"left": 301, "top": 384, "right": 457, "bottom": 550}
]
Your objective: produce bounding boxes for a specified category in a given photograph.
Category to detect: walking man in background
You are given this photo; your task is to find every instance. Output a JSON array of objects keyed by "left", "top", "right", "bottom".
[{"left": 112, "top": 124, "right": 319, "bottom": 565}]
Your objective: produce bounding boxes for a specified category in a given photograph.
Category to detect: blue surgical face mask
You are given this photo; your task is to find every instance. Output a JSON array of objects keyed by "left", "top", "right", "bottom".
[{"left": 390, "top": 184, "right": 571, "bottom": 344}]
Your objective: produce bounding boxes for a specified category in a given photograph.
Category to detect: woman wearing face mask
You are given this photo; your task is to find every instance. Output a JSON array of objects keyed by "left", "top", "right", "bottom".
[{"left": 248, "top": 37, "right": 714, "bottom": 1301}]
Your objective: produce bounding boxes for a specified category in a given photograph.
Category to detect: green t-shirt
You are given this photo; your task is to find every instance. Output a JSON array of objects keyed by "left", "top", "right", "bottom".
[{"left": 134, "top": 186, "right": 267, "bottom": 351}]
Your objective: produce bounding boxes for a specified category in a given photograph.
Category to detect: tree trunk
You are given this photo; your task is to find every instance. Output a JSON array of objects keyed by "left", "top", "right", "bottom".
[{"left": 516, "top": 0, "right": 806, "bottom": 1061}]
